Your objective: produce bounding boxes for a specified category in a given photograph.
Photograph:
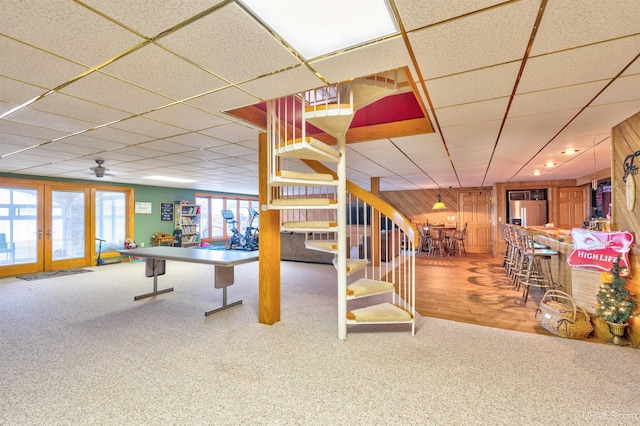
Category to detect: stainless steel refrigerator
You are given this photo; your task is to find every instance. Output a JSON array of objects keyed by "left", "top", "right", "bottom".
[{"left": 509, "top": 200, "right": 548, "bottom": 226}]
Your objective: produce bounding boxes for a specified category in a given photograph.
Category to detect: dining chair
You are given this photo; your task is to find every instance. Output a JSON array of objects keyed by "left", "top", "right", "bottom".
[
  {"left": 428, "top": 227, "right": 446, "bottom": 256},
  {"left": 448, "top": 223, "right": 467, "bottom": 256}
]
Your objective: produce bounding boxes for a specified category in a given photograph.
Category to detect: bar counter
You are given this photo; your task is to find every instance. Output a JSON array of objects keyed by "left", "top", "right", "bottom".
[{"left": 525, "top": 226, "right": 601, "bottom": 314}]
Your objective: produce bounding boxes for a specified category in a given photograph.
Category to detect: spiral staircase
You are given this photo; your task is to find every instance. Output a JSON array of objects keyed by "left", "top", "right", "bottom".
[{"left": 265, "top": 70, "right": 418, "bottom": 339}]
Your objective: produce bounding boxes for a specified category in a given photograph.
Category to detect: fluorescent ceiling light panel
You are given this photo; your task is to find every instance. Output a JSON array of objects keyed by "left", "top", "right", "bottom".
[
  {"left": 144, "top": 175, "right": 196, "bottom": 183},
  {"left": 241, "top": 0, "right": 398, "bottom": 59}
]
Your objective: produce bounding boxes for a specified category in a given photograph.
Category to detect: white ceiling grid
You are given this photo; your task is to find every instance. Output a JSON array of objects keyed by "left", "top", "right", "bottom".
[{"left": 0, "top": 0, "right": 638, "bottom": 195}]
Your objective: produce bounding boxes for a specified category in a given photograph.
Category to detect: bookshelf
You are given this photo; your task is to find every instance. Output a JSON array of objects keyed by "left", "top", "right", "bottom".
[{"left": 174, "top": 204, "right": 201, "bottom": 248}]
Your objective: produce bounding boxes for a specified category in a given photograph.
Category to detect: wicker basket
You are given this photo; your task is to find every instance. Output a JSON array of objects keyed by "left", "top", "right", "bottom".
[{"left": 535, "top": 290, "right": 594, "bottom": 339}]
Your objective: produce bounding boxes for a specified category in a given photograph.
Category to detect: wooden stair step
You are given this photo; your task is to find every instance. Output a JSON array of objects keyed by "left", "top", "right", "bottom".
[
  {"left": 271, "top": 198, "right": 337, "bottom": 210},
  {"left": 332, "top": 258, "right": 368, "bottom": 276},
  {"left": 305, "top": 240, "right": 338, "bottom": 254},
  {"left": 281, "top": 221, "right": 337, "bottom": 233},
  {"left": 276, "top": 136, "right": 340, "bottom": 163},
  {"left": 346, "top": 302, "right": 413, "bottom": 324},
  {"left": 346, "top": 278, "right": 394, "bottom": 299},
  {"left": 272, "top": 170, "right": 337, "bottom": 186}
]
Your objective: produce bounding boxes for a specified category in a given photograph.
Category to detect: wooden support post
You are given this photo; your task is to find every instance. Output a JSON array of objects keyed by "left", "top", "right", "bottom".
[{"left": 258, "top": 132, "right": 280, "bottom": 324}]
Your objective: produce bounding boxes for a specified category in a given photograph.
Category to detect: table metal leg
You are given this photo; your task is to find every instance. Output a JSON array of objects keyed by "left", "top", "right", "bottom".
[
  {"left": 134, "top": 258, "right": 173, "bottom": 300},
  {"left": 204, "top": 265, "right": 242, "bottom": 316}
]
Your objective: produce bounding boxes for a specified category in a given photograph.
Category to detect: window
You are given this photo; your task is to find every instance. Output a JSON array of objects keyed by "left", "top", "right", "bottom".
[
  {"left": 95, "top": 190, "right": 126, "bottom": 252},
  {"left": 196, "top": 194, "right": 259, "bottom": 242}
]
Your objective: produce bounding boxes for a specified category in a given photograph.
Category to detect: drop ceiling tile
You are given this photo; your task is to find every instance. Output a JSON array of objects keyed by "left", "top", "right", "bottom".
[
  {"left": 310, "top": 37, "right": 411, "bottom": 84},
  {"left": 427, "top": 62, "right": 521, "bottom": 108},
  {"left": 207, "top": 143, "right": 256, "bottom": 157},
  {"left": 33, "top": 92, "right": 129, "bottom": 126},
  {"left": 531, "top": 0, "right": 640, "bottom": 55},
  {"left": 396, "top": 0, "right": 507, "bottom": 31},
  {"left": 1, "top": 0, "right": 143, "bottom": 66},
  {"left": 158, "top": 3, "right": 300, "bottom": 83},
  {"left": 165, "top": 133, "right": 228, "bottom": 149},
  {"left": 60, "top": 72, "right": 173, "bottom": 115},
  {"left": 87, "top": 151, "right": 144, "bottom": 163},
  {"left": 82, "top": 0, "right": 225, "bottom": 38},
  {"left": 0, "top": 76, "right": 48, "bottom": 107},
  {"left": 123, "top": 157, "right": 177, "bottom": 168},
  {"left": 109, "top": 116, "right": 185, "bottom": 139},
  {"left": 502, "top": 109, "right": 581, "bottom": 135},
  {"left": 391, "top": 132, "right": 443, "bottom": 148},
  {"left": 622, "top": 57, "right": 640, "bottom": 76},
  {"left": 186, "top": 86, "right": 260, "bottom": 116},
  {"left": 509, "top": 81, "right": 607, "bottom": 118},
  {"left": 60, "top": 134, "right": 127, "bottom": 151},
  {"left": 239, "top": 66, "right": 323, "bottom": 101},
  {"left": 0, "top": 142, "right": 30, "bottom": 156},
  {"left": 0, "top": 101, "right": 17, "bottom": 116},
  {"left": 198, "top": 122, "right": 259, "bottom": 143},
  {"left": 134, "top": 140, "right": 194, "bottom": 155},
  {"left": 84, "top": 126, "right": 152, "bottom": 145},
  {"left": 0, "top": 119, "right": 68, "bottom": 141},
  {"left": 570, "top": 100, "right": 640, "bottom": 129},
  {"left": 0, "top": 156, "right": 43, "bottom": 171},
  {"left": 519, "top": 36, "right": 640, "bottom": 93},
  {"left": 40, "top": 141, "right": 103, "bottom": 156},
  {"left": 101, "top": 44, "right": 228, "bottom": 100},
  {"left": 216, "top": 157, "right": 254, "bottom": 167},
  {"left": 0, "top": 132, "right": 43, "bottom": 148},
  {"left": 143, "top": 104, "right": 228, "bottom": 131},
  {"left": 447, "top": 136, "right": 495, "bottom": 153},
  {"left": 592, "top": 74, "right": 640, "bottom": 106},
  {"left": 0, "top": 37, "right": 90, "bottom": 89},
  {"left": 4, "top": 107, "right": 93, "bottom": 134},
  {"left": 441, "top": 120, "right": 502, "bottom": 141},
  {"left": 435, "top": 98, "right": 509, "bottom": 127},
  {"left": 409, "top": 1, "right": 538, "bottom": 78}
]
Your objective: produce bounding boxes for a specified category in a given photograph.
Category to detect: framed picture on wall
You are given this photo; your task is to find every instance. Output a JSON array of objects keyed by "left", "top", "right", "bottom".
[{"left": 160, "top": 202, "right": 174, "bottom": 222}]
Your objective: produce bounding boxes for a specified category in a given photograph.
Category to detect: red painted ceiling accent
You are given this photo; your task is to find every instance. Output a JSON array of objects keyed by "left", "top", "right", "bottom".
[
  {"left": 350, "top": 92, "right": 424, "bottom": 128},
  {"left": 242, "top": 91, "right": 424, "bottom": 132}
]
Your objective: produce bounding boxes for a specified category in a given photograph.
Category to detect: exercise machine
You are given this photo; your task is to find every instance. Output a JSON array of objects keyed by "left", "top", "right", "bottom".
[{"left": 221, "top": 208, "right": 259, "bottom": 251}]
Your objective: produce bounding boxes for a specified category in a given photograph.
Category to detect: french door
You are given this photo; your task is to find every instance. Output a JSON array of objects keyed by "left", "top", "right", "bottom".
[{"left": 0, "top": 181, "right": 90, "bottom": 276}]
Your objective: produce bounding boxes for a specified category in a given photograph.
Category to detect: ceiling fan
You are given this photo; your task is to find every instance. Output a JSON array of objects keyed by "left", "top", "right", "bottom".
[{"left": 89, "top": 159, "right": 113, "bottom": 178}]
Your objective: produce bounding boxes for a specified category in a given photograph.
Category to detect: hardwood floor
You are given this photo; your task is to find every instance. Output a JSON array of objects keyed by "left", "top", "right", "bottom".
[{"left": 414, "top": 252, "right": 604, "bottom": 343}]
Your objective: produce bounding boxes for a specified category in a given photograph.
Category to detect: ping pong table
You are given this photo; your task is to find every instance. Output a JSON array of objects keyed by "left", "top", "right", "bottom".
[{"left": 117, "top": 246, "right": 258, "bottom": 316}]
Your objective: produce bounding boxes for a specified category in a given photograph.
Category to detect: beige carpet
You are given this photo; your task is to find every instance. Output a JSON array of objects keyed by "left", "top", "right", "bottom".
[{"left": 1, "top": 260, "right": 639, "bottom": 425}]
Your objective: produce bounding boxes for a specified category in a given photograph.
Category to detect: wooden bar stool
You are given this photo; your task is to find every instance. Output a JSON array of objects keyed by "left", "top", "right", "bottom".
[{"left": 516, "top": 229, "right": 560, "bottom": 302}]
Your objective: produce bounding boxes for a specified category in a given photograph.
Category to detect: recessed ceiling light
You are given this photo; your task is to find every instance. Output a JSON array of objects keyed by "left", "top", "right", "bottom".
[
  {"left": 562, "top": 149, "right": 579, "bottom": 155},
  {"left": 144, "top": 176, "right": 196, "bottom": 183},
  {"left": 240, "top": 0, "right": 398, "bottom": 60},
  {"left": 544, "top": 162, "right": 556, "bottom": 167},
  {"left": 532, "top": 170, "right": 541, "bottom": 176}
]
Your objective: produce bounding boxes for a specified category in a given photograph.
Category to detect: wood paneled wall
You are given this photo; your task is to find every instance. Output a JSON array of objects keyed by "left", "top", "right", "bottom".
[
  {"left": 612, "top": 111, "right": 640, "bottom": 346},
  {"left": 380, "top": 188, "right": 462, "bottom": 227}
]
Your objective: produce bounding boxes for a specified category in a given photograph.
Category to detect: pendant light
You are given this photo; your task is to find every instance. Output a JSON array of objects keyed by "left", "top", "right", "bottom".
[{"left": 432, "top": 187, "right": 451, "bottom": 210}]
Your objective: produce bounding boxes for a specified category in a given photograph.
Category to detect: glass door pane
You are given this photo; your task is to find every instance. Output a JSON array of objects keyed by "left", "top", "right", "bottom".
[
  {"left": 0, "top": 187, "right": 39, "bottom": 266},
  {"left": 51, "top": 190, "right": 85, "bottom": 260}
]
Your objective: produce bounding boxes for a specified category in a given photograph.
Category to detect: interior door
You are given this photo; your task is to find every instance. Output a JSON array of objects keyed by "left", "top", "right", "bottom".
[{"left": 459, "top": 190, "right": 492, "bottom": 254}]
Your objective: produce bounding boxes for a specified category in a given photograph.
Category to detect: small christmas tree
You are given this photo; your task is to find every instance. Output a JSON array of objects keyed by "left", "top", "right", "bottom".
[{"left": 596, "top": 256, "right": 638, "bottom": 324}]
